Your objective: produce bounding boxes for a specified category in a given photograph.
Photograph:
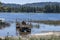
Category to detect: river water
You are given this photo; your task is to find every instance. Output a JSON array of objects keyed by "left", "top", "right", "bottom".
[{"left": 0, "top": 13, "right": 60, "bottom": 36}]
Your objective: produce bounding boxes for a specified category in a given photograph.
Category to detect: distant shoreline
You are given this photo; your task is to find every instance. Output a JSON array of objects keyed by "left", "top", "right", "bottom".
[
  {"left": 0, "top": 12, "right": 60, "bottom": 13},
  {"left": 0, "top": 2, "right": 60, "bottom": 13}
]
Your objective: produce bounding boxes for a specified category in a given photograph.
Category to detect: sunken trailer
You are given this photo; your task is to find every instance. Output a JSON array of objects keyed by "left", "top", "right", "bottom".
[{"left": 16, "top": 21, "right": 32, "bottom": 35}]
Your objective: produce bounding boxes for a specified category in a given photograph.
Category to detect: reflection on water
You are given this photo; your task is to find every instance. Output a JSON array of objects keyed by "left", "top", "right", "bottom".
[{"left": 0, "top": 22, "right": 60, "bottom": 36}]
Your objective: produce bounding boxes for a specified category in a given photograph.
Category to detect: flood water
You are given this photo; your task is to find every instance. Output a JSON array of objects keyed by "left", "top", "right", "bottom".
[{"left": 0, "top": 13, "right": 60, "bottom": 36}]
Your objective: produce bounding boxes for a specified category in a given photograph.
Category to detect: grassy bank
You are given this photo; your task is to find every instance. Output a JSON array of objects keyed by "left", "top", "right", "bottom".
[
  {"left": 29, "top": 35, "right": 60, "bottom": 40},
  {"left": 0, "top": 35, "right": 60, "bottom": 40},
  {"left": 29, "top": 20, "right": 60, "bottom": 25}
]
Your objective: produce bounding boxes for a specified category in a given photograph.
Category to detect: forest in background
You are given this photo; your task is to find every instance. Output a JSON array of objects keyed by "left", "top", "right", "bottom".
[{"left": 0, "top": 2, "right": 60, "bottom": 13}]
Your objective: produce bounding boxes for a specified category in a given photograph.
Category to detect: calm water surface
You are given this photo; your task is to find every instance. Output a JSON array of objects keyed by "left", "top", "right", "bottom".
[{"left": 0, "top": 13, "right": 60, "bottom": 36}]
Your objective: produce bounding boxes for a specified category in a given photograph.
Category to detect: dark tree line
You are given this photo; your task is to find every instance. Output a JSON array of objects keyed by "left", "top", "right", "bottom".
[
  {"left": 0, "top": 2, "right": 60, "bottom": 13},
  {"left": 44, "top": 5, "right": 60, "bottom": 13}
]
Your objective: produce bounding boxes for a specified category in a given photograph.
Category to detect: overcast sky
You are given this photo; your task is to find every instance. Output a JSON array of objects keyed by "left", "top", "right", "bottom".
[{"left": 0, "top": 0, "right": 60, "bottom": 4}]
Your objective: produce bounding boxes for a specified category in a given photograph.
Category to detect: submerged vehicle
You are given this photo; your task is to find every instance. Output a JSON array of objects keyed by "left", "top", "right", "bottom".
[{"left": 16, "top": 21, "right": 32, "bottom": 35}]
